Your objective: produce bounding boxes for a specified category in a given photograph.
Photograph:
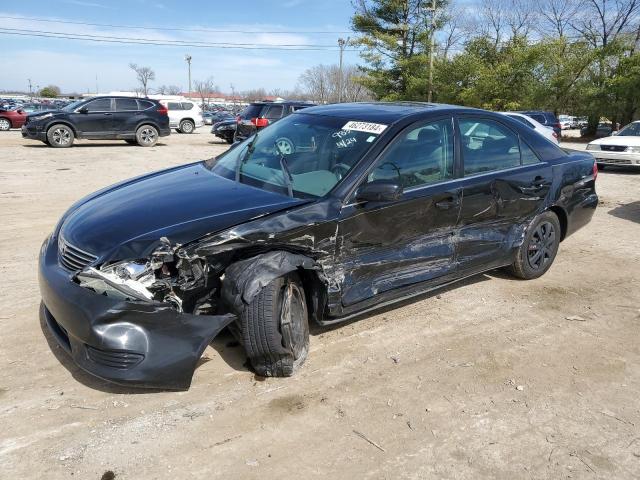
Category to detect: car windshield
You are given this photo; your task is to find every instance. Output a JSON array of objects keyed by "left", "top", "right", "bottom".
[
  {"left": 62, "top": 101, "right": 84, "bottom": 112},
  {"left": 617, "top": 122, "right": 640, "bottom": 136},
  {"left": 208, "top": 113, "right": 386, "bottom": 199}
]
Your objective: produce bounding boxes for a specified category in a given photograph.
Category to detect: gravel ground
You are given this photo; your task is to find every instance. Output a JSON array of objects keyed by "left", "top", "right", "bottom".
[{"left": 0, "top": 129, "right": 639, "bottom": 479}]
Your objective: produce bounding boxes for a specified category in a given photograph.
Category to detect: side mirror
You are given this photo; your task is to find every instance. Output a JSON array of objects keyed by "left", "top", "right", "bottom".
[
  {"left": 78, "top": 107, "right": 88, "bottom": 114},
  {"left": 355, "top": 180, "right": 403, "bottom": 203}
]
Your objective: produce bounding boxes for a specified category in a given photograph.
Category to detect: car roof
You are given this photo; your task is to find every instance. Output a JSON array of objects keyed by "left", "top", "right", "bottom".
[{"left": 300, "top": 102, "right": 472, "bottom": 124}]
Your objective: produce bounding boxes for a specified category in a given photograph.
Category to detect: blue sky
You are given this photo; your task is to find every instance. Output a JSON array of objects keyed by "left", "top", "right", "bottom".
[{"left": 1, "top": 0, "right": 362, "bottom": 94}]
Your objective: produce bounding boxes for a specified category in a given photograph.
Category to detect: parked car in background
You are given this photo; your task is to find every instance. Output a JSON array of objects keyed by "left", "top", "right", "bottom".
[
  {"left": 516, "top": 111, "right": 562, "bottom": 138},
  {"left": 211, "top": 117, "right": 237, "bottom": 144},
  {"left": 571, "top": 117, "right": 588, "bottom": 129},
  {"left": 500, "top": 112, "right": 559, "bottom": 144},
  {"left": 0, "top": 106, "right": 27, "bottom": 130},
  {"left": 21, "top": 96, "right": 170, "bottom": 147},
  {"left": 234, "top": 101, "right": 315, "bottom": 142},
  {"left": 21, "top": 104, "right": 53, "bottom": 114},
  {"left": 38, "top": 102, "right": 598, "bottom": 389},
  {"left": 581, "top": 123, "right": 612, "bottom": 138},
  {"left": 158, "top": 99, "right": 204, "bottom": 134},
  {"left": 586, "top": 121, "right": 640, "bottom": 169}
]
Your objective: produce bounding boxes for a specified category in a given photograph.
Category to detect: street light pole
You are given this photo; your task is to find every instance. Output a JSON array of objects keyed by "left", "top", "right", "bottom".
[
  {"left": 184, "top": 54, "right": 192, "bottom": 95},
  {"left": 428, "top": 0, "right": 436, "bottom": 103},
  {"left": 338, "top": 37, "right": 349, "bottom": 103}
]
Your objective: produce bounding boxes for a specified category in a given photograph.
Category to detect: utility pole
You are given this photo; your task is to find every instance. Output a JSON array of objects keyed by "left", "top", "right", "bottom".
[
  {"left": 337, "top": 37, "right": 349, "bottom": 103},
  {"left": 184, "top": 54, "right": 192, "bottom": 95},
  {"left": 28, "top": 78, "right": 33, "bottom": 100},
  {"left": 428, "top": 0, "right": 436, "bottom": 103}
]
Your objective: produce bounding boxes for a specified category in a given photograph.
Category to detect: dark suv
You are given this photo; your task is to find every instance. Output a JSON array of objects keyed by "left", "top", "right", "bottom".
[
  {"left": 516, "top": 111, "right": 562, "bottom": 138},
  {"left": 234, "top": 101, "right": 315, "bottom": 142},
  {"left": 21, "top": 96, "right": 170, "bottom": 148}
]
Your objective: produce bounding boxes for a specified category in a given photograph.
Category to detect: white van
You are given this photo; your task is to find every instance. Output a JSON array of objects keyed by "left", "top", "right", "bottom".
[{"left": 155, "top": 97, "right": 204, "bottom": 134}]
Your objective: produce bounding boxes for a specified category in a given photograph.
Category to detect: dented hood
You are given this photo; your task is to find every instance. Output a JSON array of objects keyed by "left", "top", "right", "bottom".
[{"left": 60, "top": 162, "right": 305, "bottom": 260}]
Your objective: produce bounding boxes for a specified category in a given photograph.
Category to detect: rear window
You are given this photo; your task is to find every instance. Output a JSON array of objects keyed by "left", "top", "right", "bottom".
[
  {"left": 508, "top": 115, "right": 534, "bottom": 129},
  {"left": 264, "top": 105, "right": 283, "bottom": 120},
  {"left": 239, "top": 104, "right": 266, "bottom": 120}
]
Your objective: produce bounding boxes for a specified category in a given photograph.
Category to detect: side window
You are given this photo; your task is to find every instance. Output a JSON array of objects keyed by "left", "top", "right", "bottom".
[
  {"left": 529, "top": 114, "right": 546, "bottom": 124},
  {"left": 264, "top": 105, "right": 284, "bottom": 120},
  {"left": 367, "top": 118, "right": 454, "bottom": 189},
  {"left": 508, "top": 115, "right": 534, "bottom": 129},
  {"left": 181, "top": 102, "right": 194, "bottom": 110},
  {"left": 460, "top": 118, "right": 521, "bottom": 175},
  {"left": 115, "top": 98, "right": 139, "bottom": 111},
  {"left": 84, "top": 98, "right": 112, "bottom": 112},
  {"left": 167, "top": 102, "right": 183, "bottom": 110},
  {"left": 520, "top": 140, "right": 540, "bottom": 165},
  {"left": 137, "top": 100, "right": 154, "bottom": 110}
]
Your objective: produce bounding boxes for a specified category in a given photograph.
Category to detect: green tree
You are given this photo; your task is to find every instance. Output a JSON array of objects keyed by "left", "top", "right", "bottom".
[
  {"left": 351, "top": 0, "right": 449, "bottom": 100},
  {"left": 39, "top": 85, "right": 61, "bottom": 98}
]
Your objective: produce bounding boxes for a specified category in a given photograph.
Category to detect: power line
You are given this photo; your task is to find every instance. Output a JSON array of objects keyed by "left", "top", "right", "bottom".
[
  {"left": 0, "top": 28, "right": 361, "bottom": 51},
  {"left": 0, "top": 14, "right": 356, "bottom": 35}
]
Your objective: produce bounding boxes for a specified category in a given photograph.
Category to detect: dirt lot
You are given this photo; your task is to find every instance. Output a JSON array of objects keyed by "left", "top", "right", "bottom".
[{"left": 1, "top": 129, "right": 639, "bottom": 479}]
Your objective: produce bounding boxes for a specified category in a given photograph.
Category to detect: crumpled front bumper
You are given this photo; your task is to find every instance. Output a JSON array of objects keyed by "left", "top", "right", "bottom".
[{"left": 38, "top": 234, "right": 235, "bottom": 390}]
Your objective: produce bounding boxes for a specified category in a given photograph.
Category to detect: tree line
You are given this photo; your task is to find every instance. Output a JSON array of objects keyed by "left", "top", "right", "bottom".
[{"left": 350, "top": 0, "right": 640, "bottom": 133}]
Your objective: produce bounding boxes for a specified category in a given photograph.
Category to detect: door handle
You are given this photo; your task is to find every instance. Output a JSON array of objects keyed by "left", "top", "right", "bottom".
[
  {"left": 435, "top": 196, "right": 460, "bottom": 210},
  {"left": 103, "top": 113, "right": 113, "bottom": 116}
]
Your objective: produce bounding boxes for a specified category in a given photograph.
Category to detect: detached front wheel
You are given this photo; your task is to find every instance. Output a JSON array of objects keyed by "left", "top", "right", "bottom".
[
  {"left": 508, "top": 211, "right": 561, "bottom": 280},
  {"left": 241, "top": 272, "right": 309, "bottom": 377}
]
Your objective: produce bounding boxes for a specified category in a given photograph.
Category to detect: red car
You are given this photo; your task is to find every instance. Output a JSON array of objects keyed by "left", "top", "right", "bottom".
[{"left": 0, "top": 108, "right": 27, "bottom": 131}]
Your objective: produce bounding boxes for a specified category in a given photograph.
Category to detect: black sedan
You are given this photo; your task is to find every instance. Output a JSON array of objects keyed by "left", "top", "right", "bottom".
[{"left": 39, "top": 102, "right": 598, "bottom": 389}]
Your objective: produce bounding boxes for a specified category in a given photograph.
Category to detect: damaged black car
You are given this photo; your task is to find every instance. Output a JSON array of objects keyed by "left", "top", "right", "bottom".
[{"left": 39, "top": 102, "right": 598, "bottom": 390}]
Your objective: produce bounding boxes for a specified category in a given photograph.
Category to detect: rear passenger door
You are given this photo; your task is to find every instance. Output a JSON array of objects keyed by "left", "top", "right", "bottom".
[
  {"left": 113, "top": 98, "right": 141, "bottom": 135},
  {"left": 455, "top": 115, "right": 552, "bottom": 272}
]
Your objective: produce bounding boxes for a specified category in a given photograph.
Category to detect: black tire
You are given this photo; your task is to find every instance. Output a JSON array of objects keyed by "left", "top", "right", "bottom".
[
  {"left": 597, "top": 163, "right": 606, "bottom": 171},
  {"left": 179, "top": 119, "right": 195, "bottom": 134},
  {"left": 241, "top": 272, "right": 309, "bottom": 377},
  {"left": 225, "top": 137, "right": 234, "bottom": 144},
  {"left": 47, "top": 124, "right": 74, "bottom": 148},
  {"left": 136, "top": 125, "right": 158, "bottom": 147},
  {"left": 0, "top": 117, "right": 11, "bottom": 131},
  {"left": 125, "top": 139, "right": 137, "bottom": 145},
  {"left": 508, "top": 211, "right": 561, "bottom": 280}
]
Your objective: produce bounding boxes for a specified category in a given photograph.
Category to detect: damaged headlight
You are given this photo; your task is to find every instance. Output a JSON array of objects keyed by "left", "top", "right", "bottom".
[{"left": 77, "top": 260, "right": 158, "bottom": 302}]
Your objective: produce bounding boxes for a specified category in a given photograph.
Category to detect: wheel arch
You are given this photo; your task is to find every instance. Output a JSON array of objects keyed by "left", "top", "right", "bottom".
[
  {"left": 46, "top": 121, "right": 78, "bottom": 137},
  {"left": 180, "top": 117, "right": 195, "bottom": 125},
  {"left": 220, "top": 250, "right": 327, "bottom": 324},
  {"left": 135, "top": 121, "right": 161, "bottom": 132},
  {"left": 547, "top": 205, "right": 568, "bottom": 241}
]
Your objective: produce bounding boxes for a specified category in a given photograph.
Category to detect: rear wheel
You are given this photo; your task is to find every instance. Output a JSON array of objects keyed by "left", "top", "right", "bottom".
[
  {"left": 136, "top": 125, "right": 158, "bottom": 147},
  {"left": 241, "top": 272, "right": 309, "bottom": 377},
  {"left": 508, "top": 211, "right": 561, "bottom": 280},
  {"left": 47, "top": 124, "right": 74, "bottom": 148},
  {"left": 0, "top": 118, "right": 11, "bottom": 131},
  {"left": 179, "top": 119, "right": 195, "bottom": 134}
]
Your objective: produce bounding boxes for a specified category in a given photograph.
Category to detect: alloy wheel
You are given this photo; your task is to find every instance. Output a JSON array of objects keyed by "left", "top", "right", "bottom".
[
  {"left": 527, "top": 221, "right": 556, "bottom": 270},
  {"left": 0, "top": 118, "right": 10, "bottom": 130},
  {"left": 140, "top": 128, "right": 156, "bottom": 144},
  {"left": 51, "top": 128, "right": 71, "bottom": 146},
  {"left": 279, "top": 281, "right": 308, "bottom": 360}
]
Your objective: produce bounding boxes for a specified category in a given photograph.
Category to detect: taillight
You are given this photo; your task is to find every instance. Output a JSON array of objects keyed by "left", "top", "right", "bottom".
[
  {"left": 593, "top": 161, "right": 598, "bottom": 180},
  {"left": 554, "top": 123, "right": 561, "bottom": 130},
  {"left": 236, "top": 115, "right": 241, "bottom": 123},
  {"left": 156, "top": 104, "right": 168, "bottom": 115},
  {"left": 255, "top": 118, "right": 269, "bottom": 128},
  {"left": 552, "top": 132, "right": 558, "bottom": 138}
]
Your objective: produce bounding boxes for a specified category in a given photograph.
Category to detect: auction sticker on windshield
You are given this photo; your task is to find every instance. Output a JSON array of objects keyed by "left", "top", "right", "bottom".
[{"left": 342, "top": 121, "right": 387, "bottom": 134}]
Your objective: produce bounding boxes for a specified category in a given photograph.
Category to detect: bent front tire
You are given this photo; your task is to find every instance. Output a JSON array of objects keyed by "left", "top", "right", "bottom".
[
  {"left": 241, "top": 272, "right": 309, "bottom": 377},
  {"left": 47, "top": 124, "right": 74, "bottom": 148},
  {"left": 136, "top": 125, "right": 158, "bottom": 147},
  {"left": 508, "top": 211, "right": 561, "bottom": 280}
]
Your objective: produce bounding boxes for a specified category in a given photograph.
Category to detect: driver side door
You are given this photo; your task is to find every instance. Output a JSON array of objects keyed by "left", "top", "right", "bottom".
[
  {"left": 72, "top": 98, "right": 114, "bottom": 137},
  {"left": 335, "top": 117, "right": 462, "bottom": 309}
]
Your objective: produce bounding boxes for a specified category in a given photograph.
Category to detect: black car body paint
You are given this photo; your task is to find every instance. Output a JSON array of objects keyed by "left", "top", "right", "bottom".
[{"left": 39, "top": 102, "right": 598, "bottom": 389}]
